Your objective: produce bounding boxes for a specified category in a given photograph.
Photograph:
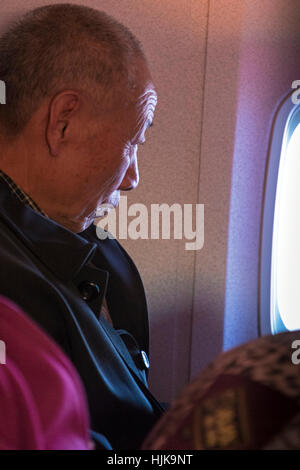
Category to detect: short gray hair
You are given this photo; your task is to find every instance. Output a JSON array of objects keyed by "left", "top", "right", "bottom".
[{"left": 0, "top": 3, "right": 145, "bottom": 136}]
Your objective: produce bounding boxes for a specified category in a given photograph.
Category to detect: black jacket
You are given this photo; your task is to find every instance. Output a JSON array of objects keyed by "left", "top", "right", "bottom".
[{"left": 0, "top": 178, "right": 164, "bottom": 449}]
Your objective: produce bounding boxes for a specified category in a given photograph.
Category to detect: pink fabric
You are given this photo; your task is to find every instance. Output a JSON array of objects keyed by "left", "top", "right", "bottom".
[{"left": 0, "top": 296, "right": 91, "bottom": 450}]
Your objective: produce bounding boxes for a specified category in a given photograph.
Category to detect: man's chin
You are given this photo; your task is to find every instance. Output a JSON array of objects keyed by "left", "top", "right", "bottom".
[
  {"left": 96, "top": 191, "right": 120, "bottom": 217},
  {"left": 107, "top": 191, "right": 121, "bottom": 207},
  {"left": 95, "top": 206, "right": 113, "bottom": 218},
  {"left": 96, "top": 192, "right": 120, "bottom": 217}
]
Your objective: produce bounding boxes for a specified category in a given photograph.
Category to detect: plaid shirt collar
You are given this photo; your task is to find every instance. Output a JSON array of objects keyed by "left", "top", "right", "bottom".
[{"left": 0, "top": 169, "right": 48, "bottom": 217}]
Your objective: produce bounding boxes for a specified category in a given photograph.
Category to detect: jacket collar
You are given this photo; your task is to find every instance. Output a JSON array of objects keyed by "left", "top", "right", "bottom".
[{"left": 0, "top": 178, "right": 97, "bottom": 281}]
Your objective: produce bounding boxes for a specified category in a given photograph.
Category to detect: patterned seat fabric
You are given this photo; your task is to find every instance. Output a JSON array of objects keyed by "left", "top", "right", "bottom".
[{"left": 143, "top": 331, "right": 300, "bottom": 450}]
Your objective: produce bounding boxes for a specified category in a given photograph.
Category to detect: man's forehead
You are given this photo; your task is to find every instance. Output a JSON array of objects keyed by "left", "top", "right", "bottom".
[
  {"left": 133, "top": 58, "right": 157, "bottom": 100},
  {"left": 114, "top": 60, "right": 157, "bottom": 131}
]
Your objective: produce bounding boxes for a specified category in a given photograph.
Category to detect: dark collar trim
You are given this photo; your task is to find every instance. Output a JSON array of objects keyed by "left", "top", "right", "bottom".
[{"left": 0, "top": 178, "right": 97, "bottom": 281}]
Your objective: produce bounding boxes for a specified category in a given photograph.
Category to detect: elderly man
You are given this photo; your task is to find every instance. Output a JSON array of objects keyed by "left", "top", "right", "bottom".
[{"left": 0, "top": 3, "right": 163, "bottom": 449}]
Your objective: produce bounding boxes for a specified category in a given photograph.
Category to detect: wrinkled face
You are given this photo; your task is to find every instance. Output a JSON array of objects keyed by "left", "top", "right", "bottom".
[{"left": 65, "top": 60, "right": 157, "bottom": 232}]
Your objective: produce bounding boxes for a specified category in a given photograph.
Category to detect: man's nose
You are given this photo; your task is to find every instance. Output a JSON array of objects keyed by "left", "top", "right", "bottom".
[{"left": 118, "top": 155, "right": 139, "bottom": 191}]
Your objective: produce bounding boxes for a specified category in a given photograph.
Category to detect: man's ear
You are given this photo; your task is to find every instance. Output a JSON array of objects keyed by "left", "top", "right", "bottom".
[{"left": 46, "top": 90, "right": 80, "bottom": 156}]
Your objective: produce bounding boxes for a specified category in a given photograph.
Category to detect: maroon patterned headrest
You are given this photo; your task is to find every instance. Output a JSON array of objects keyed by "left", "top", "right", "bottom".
[{"left": 143, "top": 331, "right": 300, "bottom": 450}]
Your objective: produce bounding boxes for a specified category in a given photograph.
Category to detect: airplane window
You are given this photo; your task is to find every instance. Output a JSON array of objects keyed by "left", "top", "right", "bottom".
[
  {"left": 272, "top": 120, "right": 300, "bottom": 332},
  {"left": 260, "top": 96, "right": 300, "bottom": 335}
]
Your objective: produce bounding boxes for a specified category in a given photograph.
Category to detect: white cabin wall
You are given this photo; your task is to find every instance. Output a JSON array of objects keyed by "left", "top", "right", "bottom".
[
  {"left": 190, "top": 0, "right": 245, "bottom": 379},
  {"left": 222, "top": 0, "right": 300, "bottom": 351},
  {"left": 191, "top": 0, "right": 300, "bottom": 379}
]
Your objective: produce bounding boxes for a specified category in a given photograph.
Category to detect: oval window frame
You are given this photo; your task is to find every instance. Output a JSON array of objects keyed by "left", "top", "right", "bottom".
[{"left": 259, "top": 91, "right": 300, "bottom": 335}]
